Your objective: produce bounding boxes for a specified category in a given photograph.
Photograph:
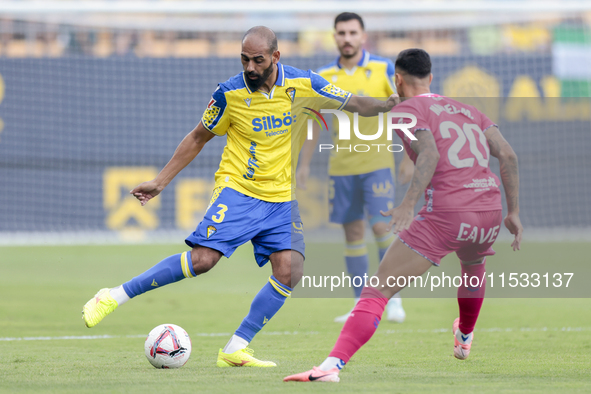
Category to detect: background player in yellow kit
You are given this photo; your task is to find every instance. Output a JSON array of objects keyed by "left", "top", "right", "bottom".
[{"left": 297, "top": 13, "right": 413, "bottom": 323}]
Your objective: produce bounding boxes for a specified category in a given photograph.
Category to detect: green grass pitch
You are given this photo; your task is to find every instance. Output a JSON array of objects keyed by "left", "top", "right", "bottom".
[{"left": 1, "top": 242, "right": 590, "bottom": 393}]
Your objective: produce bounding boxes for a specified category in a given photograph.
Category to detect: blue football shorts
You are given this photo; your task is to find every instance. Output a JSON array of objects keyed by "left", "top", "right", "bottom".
[
  {"left": 185, "top": 187, "right": 305, "bottom": 267},
  {"left": 329, "top": 167, "right": 395, "bottom": 225}
]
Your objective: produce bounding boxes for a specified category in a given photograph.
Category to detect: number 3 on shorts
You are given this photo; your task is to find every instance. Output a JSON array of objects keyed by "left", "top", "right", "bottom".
[{"left": 212, "top": 204, "right": 228, "bottom": 223}]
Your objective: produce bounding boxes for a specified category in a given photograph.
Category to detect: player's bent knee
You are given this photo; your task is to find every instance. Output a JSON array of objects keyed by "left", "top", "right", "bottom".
[
  {"left": 343, "top": 220, "right": 365, "bottom": 243},
  {"left": 270, "top": 250, "right": 303, "bottom": 288},
  {"left": 371, "top": 221, "right": 389, "bottom": 237},
  {"left": 190, "top": 246, "right": 222, "bottom": 275},
  {"left": 272, "top": 267, "right": 293, "bottom": 288},
  {"left": 289, "top": 251, "right": 304, "bottom": 288}
]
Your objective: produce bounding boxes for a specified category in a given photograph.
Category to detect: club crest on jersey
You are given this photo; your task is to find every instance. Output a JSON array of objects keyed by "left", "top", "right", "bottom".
[
  {"left": 285, "top": 87, "right": 296, "bottom": 103},
  {"left": 244, "top": 98, "right": 251, "bottom": 108},
  {"left": 207, "top": 225, "right": 217, "bottom": 239},
  {"left": 365, "top": 70, "right": 372, "bottom": 79}
]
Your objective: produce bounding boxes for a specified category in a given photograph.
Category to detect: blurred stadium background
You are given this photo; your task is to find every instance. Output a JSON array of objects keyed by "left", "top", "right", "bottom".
[{"left": 0, "top": 0, "right": 590, "bottom": 244}]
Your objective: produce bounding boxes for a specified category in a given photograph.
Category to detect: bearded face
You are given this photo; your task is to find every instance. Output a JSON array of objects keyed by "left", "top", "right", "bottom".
[{"left": 244, "top": 60, "right": 274, "bottom": 92}]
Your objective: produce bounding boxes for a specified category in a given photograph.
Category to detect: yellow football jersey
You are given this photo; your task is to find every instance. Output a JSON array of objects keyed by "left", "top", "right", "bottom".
[
  {"left": 201, "top": 62, "right": 352, "bottom": 202},
  {"left": 317, "top": 50, "right": 396, "bottom": 176}
]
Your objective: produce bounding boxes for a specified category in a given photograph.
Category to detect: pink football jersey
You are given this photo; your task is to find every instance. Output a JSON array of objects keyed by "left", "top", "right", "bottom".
[{"left": 392, "top": 94, "right": 502, "bottom": 212}]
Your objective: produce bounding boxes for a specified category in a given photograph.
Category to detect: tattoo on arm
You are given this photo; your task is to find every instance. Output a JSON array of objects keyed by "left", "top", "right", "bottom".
[
  {"left": 402, "top": 130, "right": 440, "bottom": 207},
  {"left": 487, "top": 127, "right": 520, "bottom": 213}
]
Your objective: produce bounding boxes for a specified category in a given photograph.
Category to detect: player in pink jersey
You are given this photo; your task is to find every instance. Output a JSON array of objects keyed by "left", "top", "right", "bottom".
[{"left": 284, "top": 48, "right": 523, "bottom": 383}]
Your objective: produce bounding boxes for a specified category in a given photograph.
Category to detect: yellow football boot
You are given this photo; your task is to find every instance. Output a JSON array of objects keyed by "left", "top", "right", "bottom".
[
  {"left": 216, "top": 347, "right": 277, "bottom": 367},
  {"left": 82, "top": 288, "right": 118, "bottom": 328}
]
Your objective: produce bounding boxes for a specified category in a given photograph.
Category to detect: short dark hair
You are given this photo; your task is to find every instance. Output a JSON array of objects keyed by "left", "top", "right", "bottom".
[
  {"left": 395, "top": 48, "right": 431, "bottom": 78},
  {"left": 243, "top": 26, "right": 278, "bottom": 55},
  {"left": 334, "top": 12, "right": 364, "bottom": 30}
]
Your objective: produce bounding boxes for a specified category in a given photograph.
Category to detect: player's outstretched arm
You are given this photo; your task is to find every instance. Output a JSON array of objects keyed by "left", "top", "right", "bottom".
[
  {"left": 486, "top": 126, "right": 523, "bottom": 251},
  {"left": 344, "top": 93, "right": 400, "bottom": 117},
  {"left": 381, "top": 129, "right": 439, "bottom": 233},
  {"left": 130, "top": 122, "right": 215, "bottom": 206},
  {"left": 397, "top": 149, "right": 415, "bottom": 185}
]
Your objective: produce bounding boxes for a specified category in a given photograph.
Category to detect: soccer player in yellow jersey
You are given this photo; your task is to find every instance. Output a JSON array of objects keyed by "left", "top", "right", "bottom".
[
  {"left": 82, "top": 26, "right": 399, "bottom": 367},
  {"left": 297, "top": 13, "right": 413, "bottom": 323}
]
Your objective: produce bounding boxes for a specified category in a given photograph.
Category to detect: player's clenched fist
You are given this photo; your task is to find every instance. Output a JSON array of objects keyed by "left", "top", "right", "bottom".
[
  {"left": 386, "top": 93, "right": 401, "bottom": 109},
  {"left": 130, "top": 180, "right": 163, "bottom": 206}
]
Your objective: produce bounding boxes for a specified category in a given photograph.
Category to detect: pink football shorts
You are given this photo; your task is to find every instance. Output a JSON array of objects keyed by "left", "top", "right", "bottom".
[{"left": 397, "top": 210, "right": 503, "bottom": 266}]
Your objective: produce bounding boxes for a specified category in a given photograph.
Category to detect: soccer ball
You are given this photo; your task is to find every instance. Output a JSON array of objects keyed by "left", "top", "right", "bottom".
[{"left": 144, "top": 324, "right": 192, "bottom": 369}]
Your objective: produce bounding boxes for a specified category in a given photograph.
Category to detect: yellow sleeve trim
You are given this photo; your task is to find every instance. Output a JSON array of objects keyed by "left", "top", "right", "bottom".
[
  {"left": 338, "top": 92, "right": 352, "bottom": 111},
  {"left": 200, "top": 120, "right": 226, "bottom": 137}
]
